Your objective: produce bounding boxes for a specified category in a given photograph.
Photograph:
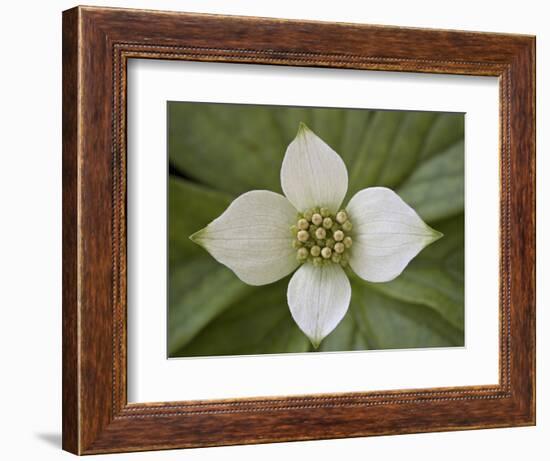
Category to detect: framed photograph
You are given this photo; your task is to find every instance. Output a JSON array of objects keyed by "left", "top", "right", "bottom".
[{"left": 62, "top": 6, "right": 535, "bottom": 455}]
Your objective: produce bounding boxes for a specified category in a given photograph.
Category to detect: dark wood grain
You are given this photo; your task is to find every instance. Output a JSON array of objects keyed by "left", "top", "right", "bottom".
[
  {"left": 62, "top": 7, "right": 79, "bottom": 454},
  {"left": 62, "top": 5, "right": 536, "bottom": 455}
]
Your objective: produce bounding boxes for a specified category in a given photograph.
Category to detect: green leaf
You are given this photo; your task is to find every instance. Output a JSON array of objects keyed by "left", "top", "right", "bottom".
[
  {"left": 173, "top": 278, "right": 312, "bottom": 357},
  {"left": 168, "top": 259, "right": 251, "bottom": 354},
  {"left": 344, "top": 111, "right": 462, "bottom": 195},
  {"left": 319, "top": 279, "right": 463, "bottom": 351},
  {"left": 169, "top": 102, "right": 288, "bottom": 196},
  {"left": 397, "top": 140, "right": 464, "bottom": 222},
  {"left": 376, "top": 112, "right": 438, "bottom": 186},
  {"left": 419, "top": 111, "right": 464, "bottom": 160},
  {"left": 349, "top": 283, "right": 463, "bottom": 349},
  {"left": 362, "top": 215, "right": 464, "bottom": 330},
  {"left": 347, "top": 111, "right": 406, "bottom": 193}
]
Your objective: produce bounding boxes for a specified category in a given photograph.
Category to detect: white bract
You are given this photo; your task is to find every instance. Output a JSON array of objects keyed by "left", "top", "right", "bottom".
[{"left": 190, "top": 123, "right": 442, "bottom": 347}]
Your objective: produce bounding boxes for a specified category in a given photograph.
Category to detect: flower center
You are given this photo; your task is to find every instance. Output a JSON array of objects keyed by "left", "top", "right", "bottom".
[{"left": 290, "top": 207, "right": 353, "bottom": 268}]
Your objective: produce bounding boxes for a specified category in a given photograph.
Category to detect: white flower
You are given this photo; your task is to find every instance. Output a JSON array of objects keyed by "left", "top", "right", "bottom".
[{"left": 190, "top": 123, "right": 442, "bottom": 347}]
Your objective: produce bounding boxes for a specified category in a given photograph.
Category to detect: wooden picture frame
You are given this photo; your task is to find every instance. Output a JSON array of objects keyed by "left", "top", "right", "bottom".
[{"left": 62, "top": 5, "right": 535, "bottom": 455}]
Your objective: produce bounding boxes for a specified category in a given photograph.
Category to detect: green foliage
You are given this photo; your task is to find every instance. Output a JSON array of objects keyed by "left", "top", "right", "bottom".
[
  {"left": 173, "top": 278, "right": 311, "bottom": 357},
  {"left": 349, "top": 283, "right": 463, "bottom": 350},
  {"left": 398, "top": 141, "right": 464, "bottom": 222},
  {"left": 167, "top": 102, "right": 465, "bottom": 357},
  {"left": 168, "top": 259, "right": 251, "bottom": 354}
]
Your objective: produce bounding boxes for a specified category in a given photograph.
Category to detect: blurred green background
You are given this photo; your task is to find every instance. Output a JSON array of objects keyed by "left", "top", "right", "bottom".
[{"left": 167, "top": 102, "right": 464, "bottom": 357}]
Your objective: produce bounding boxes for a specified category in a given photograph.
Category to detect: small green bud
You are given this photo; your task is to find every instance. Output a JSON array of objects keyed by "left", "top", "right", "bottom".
[
  {"left": 310, "top": 245, "right": 321, "bottom": 257},
  {"left": 297, "top": 247, "right": 309, "bottom": 260},
  {"left": 342, "top": 220, "right": 353, "bottom": 232},
  {"left": 331, "top": 253, "right": 342, "bottom": 264},
  {"left": 321, "top": 247, "right": 332, "bottom": 259},
  {"left": 325, "top": 238, "right": 335, "bottom": 249},
  {"left": 297, "top": 230, "right": 309, "bottom": 242},
  {"left": 322, "top": 217, "right": 333, "bottom": 229},
  {"left": 334, "top": 242, "right": 345, "bottom": 254},
  {"left": 290, "top": 225, "right": 298, "bottom": 235},
  {"left": 315, "top": 227, "right": 326, "bottom": 240},
  {"left": 336, "top": 210, "right": 348, "bottom": 224},
  {"left": 320, "top": 207, "right": 330, "bottom": 218},
  {"left": 312, "top": 256, "right": 323, "bottom": 267},
  {"left": 304, "top": 241, "right": 314, "bottom": 248},
  {"left": 303, "top": 209, "right": 314, "bottom": 221},
  {"left": 297, "top": 218, "right": 309, "bottom": 230},
  {"left": 316, "top": 239, "right": 325, "bottom": 247},
  {"left": 311, "top": 213, "right": 323, "bottom": 226},
  {"left": 343, "top": 236, "right": 353, "bottom": 248},
  {"left": 292, "top": 240, "right": 302, "bottom": 249},
  {"left": 333, "top": 230, "right": 344, "bottom": 242}
]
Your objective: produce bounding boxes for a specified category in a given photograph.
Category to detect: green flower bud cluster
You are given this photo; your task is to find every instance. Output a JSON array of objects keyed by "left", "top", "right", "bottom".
[{"left": 290, "top": 207, "right": 353, "bottom": 268}]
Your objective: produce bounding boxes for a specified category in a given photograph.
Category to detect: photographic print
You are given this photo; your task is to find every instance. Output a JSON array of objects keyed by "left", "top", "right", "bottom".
[{"left": 168, "top": 102, "right": 464, "bottom": 358}]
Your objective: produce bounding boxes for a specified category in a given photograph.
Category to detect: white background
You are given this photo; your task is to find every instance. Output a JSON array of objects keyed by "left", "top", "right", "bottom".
[
  {"left": 0, "top": 0, "right": 546, "bottom": 460},
  {"left": 128, "top": 61, "right": 499, "bottom": 402}
]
